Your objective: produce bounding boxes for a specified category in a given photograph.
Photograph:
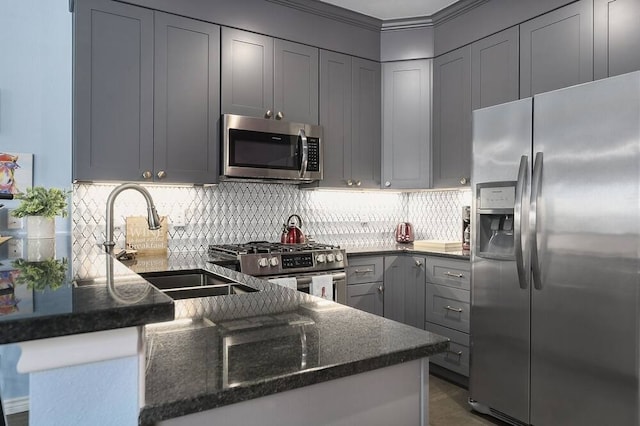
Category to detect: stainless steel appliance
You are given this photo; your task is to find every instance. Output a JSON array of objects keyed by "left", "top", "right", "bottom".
[
  {"left": 208, "top": 242, "right": 347, "bottom": 304},
  {"left": 469, "top": 71, "right": 640, "bottom": 425},
  {"left": 222, "top": 114, "right": 323, "bottom": 182}
]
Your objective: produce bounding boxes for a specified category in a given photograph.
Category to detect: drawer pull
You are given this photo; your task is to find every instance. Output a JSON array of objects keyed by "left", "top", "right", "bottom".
[
  {"left": 445, "top": 305, "right": 463, "bottom": 313},
  {"left": 377, "top": 285, "right": 384, "bottom": 293},
  {"left": 446, "top": 350, "right": 463, "bottom": 357},
  {"left": 354, "top": 269, "right": 374, "bottom": 274},
  {"left": 444, "top": 272, "right": 464, "bottom": 278}
]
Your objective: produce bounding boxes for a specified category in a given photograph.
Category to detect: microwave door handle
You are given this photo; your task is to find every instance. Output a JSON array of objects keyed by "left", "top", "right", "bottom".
[{"left": 299, "top": 129, "right": 308, "bottom": 178}]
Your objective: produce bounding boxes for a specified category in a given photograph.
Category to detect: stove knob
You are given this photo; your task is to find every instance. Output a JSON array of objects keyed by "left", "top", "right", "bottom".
[
  {"left": 316, "top": 254, "right": 326, "bottom": 263},
  {"left": 335, "top": 252, "right": 344, "bottom": 263},
  {"left": 269, "top": 257, "right": 279, "bottom": 267},
  {"left": 326, "top": 253, "right": 335, "bottom": 263},
  {"left": 258, "top": 258, "right": 269, "bottom": 268}
]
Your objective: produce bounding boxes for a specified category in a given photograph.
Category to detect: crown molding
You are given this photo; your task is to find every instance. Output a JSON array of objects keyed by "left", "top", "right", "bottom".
[
  {"left": 430, "top": 0, "right": 490, "bottom": 26},
  {"left": 266, "top": 0, "right": 382, "bottom": 31}
]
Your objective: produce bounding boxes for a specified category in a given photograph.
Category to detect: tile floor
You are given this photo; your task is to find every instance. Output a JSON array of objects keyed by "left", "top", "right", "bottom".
[{"left": 430, "top": 374, "right": 510, "bottom": 426}]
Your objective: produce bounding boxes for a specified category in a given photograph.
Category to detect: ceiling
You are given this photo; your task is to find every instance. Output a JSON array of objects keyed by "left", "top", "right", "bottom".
[{"left": 317, "top": 0, "right": 461, "bottom": 20}]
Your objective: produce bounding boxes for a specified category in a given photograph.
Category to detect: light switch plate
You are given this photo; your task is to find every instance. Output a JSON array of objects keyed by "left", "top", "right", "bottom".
[
  {"left": 7, "top": 210, "right": 23, "bottom": 229},
  {"left": 8, "top": 239, "right": 23, "bottom": 258}
]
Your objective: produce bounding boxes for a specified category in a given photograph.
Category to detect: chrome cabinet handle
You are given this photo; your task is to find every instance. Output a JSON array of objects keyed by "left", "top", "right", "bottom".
[
  {"left": 531, "top": 152, "right": 543, "bottom": 290},
  {"left": 265, "top": 110, "right": 273, "bottom": 119},
  {"left": 377, "top": 285, "right": 384, "bottom": 293},
  {"left": 446, "top": 350, "right": 463, "bottom": 357},
  {"left": 275, "top": 111, "right": 284, "bottom": 120},
  {"left": 460, "top": 177, "right": 468, "bottom": 185},
  {"left": 156, "top": 170, "right": 167, "bottom": 180},
  {"left": 384, "top": 181, "right": 391, "bottom": 187},
  {"left": 142, "top": 171, "right": 152, "bottom": 179},
  {"left": 444, "top": 272, "right": 463, "bottom": 278},
  {"left": 514, "top": 155, "right": 529, "bottom": 290},
  {"left": 354, "top": 269, "right": 373, "bottom": 274},
  {"left": 355, "top": 180, "right": 361, "bottom": 187},
  {"left": 415, "top": 260, "right": 423, "bottom": 267},
  {"left": 346, "top": 179, "right": 353, "bottom": 186},
  {"left": 445, "top": 305, "right": 463, "bottom": 313}
]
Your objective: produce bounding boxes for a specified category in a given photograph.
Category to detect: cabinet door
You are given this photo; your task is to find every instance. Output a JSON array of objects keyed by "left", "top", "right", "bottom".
[
  {"left": 317, "top": 50, "right": 352, "bottom": 188},
  {"left": 594, "top": 0, "right": 640, "bottom": 79},
  {"left": 382, "top": 60, "right": 431, "bottom": 190},
  {"left": 154, "top": 13, "right": 220, "bottom": 184},
  {"left": 73, "top": 0, "right": 154, "bottom": 182},
  {"left": 351, "top": 58, "right": 381, "bottom": 189},
  {"left": 519, "top": 0, "right": 593, "bottom": 97},
  {"left": 274, "top": 40, "right": 318, "bottom": 124},
  {"left": 383, "top": 256, "right": 426, "bottom": 329},
  {"left": 471, "top": 26, "right": 519, "bottom": 110},
  {"left": 221, "top": 28, "right": 273, "bottom": 119},
  {"left": 347, "top": 282, "right": 384, "bottom": 317},
  {"left": 432, "top": 47, "right": 471, "bottom": 188}
]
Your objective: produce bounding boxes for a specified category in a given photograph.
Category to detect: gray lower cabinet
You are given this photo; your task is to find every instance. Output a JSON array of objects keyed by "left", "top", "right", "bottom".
[
  {"left": 383, "top": 255, "right": 426, "bottom": 329},
  {"left": 471, "top": 26, "right": 519, "bottom": 110},
  {"left": 382, "top": 60, "right": 431, "bottom": 190},
  {"left": 312, "top": 52, "right": 380, "bottom": 189},
  {"left": 221, "top": 27, "right": 318, "bottom": 124},
  {"left": 519, "top": 0, "right": 593, "bottom": 97},
  {"left": 424, "top": 256, "right": 470, "bottom": 377},
  {"left": 594, "top": 0, "right": 640, "bottom": 79},
  {"left": 74, "top": 0, "right": 220, "bottom": 184},
  {"left": 346, "top": 256, "right": 384, "bottom": 316},
  {"left": 432, "top": 47, "right": 471, "bottom": 188}
]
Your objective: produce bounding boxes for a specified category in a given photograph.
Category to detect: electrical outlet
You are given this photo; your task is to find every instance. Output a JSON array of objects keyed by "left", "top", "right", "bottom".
[
  {"left": 7, "top": 210, "right": 22, "bottom": 229},
  {"left": 7, "top": 239, "right": 23, "bottom": 258},
  {"left": 172, "top": 211, "right": 186, "bottom": 227}
]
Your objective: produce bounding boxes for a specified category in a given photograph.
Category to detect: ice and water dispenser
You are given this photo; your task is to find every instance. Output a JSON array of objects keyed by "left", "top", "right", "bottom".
[{"left": 476, "top": 182, "right": 517, "bottom": 259}]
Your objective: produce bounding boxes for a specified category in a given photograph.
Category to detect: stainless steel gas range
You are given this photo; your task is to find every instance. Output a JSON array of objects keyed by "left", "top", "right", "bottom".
[{"left": 208, "top": 242, "right": 347, "bottom": 304}]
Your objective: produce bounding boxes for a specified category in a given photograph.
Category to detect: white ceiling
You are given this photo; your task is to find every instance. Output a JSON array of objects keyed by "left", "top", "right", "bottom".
[{"left": 317, "top": 0, "right": 460, "bottom": 20}]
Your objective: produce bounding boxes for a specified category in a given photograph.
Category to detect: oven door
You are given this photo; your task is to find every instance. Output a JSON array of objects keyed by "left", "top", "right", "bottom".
[
  {"left": 269, "top": 270, "right": 346, "bottom": 305},
  {"left": 222, "top": 114, "right": 322, "bottom": 182}
]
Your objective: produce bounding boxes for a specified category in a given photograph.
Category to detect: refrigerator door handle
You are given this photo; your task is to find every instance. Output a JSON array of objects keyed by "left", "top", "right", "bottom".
[
  {"left": 530, "top": 152, "right": 543, "bottom": 290},
  {"left": 514, "top": 155, "right": 529, "bottom": 289}
]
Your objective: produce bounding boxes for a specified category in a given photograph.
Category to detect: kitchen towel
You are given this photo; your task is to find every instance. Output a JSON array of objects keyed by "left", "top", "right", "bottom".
[
  {"left": 268, "top": 277, "right": 298, "bottom": 290},
  {"left": 310, "top": 274, "right": 334, "bottom": 301}
]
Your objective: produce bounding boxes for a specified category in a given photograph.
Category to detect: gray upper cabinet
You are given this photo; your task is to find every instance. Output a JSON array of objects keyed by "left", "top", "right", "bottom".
[
  {"left": 519, "top": 0, "right": 593, "bottom": 97},
  {"left": 74, "top": 0, "right": 220, "bottom": 184},
  {"left": 594, "top": 0, "right": 640, "bottom": 80},
  {"left": 432, "top": 47, "right": 471, "bottom": 188},
  {"left": 221, "top": 28, "right": 318, "bottom": 124},
  {"left": 382, "top": 60, "right": 431, "bottom": 190},
  {"left": 154, "top": 13, "right": 220, "bottom": 184},
  {"left": 471, "top": 26, "right": 519, "bottom": 110},
  {"left": 312, "top": 52, "right": 380, "bottom": 189},
  {"left": 383, "top": 255, "right": 426, "bottom": 329},
  {"left": 73, "top": 0, "right": 154, "bottom": 182}
]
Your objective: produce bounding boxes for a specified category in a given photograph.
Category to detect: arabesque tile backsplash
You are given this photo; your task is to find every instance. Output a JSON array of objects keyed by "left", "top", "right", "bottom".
[{"left": 72, "top": 182, "right": 471, "bottom": 255}]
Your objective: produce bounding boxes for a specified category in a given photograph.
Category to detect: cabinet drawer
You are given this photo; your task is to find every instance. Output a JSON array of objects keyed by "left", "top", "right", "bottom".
[
  {"left": 425, "top": 322, "right": 470, "bottom": 377},
  {"left": 425, "top": 257, "right": 470, "bottom": 290},
  {"left": 347, "top": 256, "right": 384, "bottom": 284},
  {"left": 426, "top": 283, "right": 470, "bottom": 333}
]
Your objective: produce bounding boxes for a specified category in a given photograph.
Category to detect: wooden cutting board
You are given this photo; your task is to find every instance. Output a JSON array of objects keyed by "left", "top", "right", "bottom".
[{"left": 125, "top": 216, "right": 168, "bottom": 256}]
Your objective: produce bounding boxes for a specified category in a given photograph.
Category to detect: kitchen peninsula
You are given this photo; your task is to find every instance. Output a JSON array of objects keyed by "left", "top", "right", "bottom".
[{"left": 0, "top": 236, "right": 449, "bottom": 425}]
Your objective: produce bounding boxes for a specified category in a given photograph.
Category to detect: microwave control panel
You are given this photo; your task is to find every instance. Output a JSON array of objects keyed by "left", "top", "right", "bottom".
[{"left": 307, "top": 138, "right": 320, "bottom": 172}]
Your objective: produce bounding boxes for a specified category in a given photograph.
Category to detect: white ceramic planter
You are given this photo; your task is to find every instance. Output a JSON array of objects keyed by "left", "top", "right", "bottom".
[
  {"left": 26, "top": 238, "right": 56, "bottom": 261},
  {"left": 26, "top": 216, "right": 55, "bottom": 239}
]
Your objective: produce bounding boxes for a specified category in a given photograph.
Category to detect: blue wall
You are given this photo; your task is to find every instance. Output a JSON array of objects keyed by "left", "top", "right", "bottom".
[{"left": 0, "top": 0, "right": 72, "bottom": 233}]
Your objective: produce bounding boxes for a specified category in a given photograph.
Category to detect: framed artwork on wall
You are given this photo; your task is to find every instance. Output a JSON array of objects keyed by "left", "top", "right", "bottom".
[{"left": 0, "top": 152, "right": 33, "bottom": 195}]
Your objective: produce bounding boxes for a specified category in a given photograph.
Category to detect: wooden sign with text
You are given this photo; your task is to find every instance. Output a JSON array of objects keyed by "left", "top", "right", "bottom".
[{"left": 125, "top": 216, "right": 168, "bottom": 256}]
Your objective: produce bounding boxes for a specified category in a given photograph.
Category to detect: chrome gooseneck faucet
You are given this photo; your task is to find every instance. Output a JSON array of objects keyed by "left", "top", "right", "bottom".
[{"left": 103, "top": 183, "right": 161, "bottom": 252}]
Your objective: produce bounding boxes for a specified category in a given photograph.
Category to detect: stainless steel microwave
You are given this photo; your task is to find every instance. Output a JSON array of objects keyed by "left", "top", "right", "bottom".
[{"left": 222, "top": 114, "right": 323, "bottom": 183}]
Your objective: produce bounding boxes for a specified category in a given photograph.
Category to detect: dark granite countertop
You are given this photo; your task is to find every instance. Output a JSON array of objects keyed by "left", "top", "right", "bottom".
[
  {"left": 342, "top": 242, "right": 470, "bottom": 260},
  {"left": 131, "top": 253, "right": 450, "bottom": 425},
  {"left": 0, "top": 235, "right": 174, "bottom": 344}
]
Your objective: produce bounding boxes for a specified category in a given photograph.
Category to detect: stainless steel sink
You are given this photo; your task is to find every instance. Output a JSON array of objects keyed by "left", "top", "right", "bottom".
[{"left": 139, "top": 270, "right": 259, "bottom": 300}]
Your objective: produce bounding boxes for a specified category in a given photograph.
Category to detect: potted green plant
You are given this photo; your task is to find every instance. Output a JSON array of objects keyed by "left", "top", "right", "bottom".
[
  {"left": 12, "top": 257, "right": 69, "bottom": 292},
  {"left": 11, "top": 186, "right": 70, "bottom": 239}
]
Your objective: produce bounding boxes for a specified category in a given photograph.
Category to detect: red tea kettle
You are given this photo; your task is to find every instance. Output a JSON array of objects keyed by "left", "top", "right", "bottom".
[
  {"left": 281, "top": 214, "right": 306, "bottom": 244},
  {"left": 395, "top": 222, "right": 414, "bottom": 243}
]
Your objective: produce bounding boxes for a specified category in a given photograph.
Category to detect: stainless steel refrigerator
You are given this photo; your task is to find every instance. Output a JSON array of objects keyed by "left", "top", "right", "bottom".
[{"left": 469, "top": 70, "right": 640, "bottom": 426}]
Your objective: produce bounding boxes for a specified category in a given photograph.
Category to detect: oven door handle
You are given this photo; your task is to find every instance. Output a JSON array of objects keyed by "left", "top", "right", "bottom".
[{"left": 295, "top": 272, "right": 346, "bottom": 288}]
